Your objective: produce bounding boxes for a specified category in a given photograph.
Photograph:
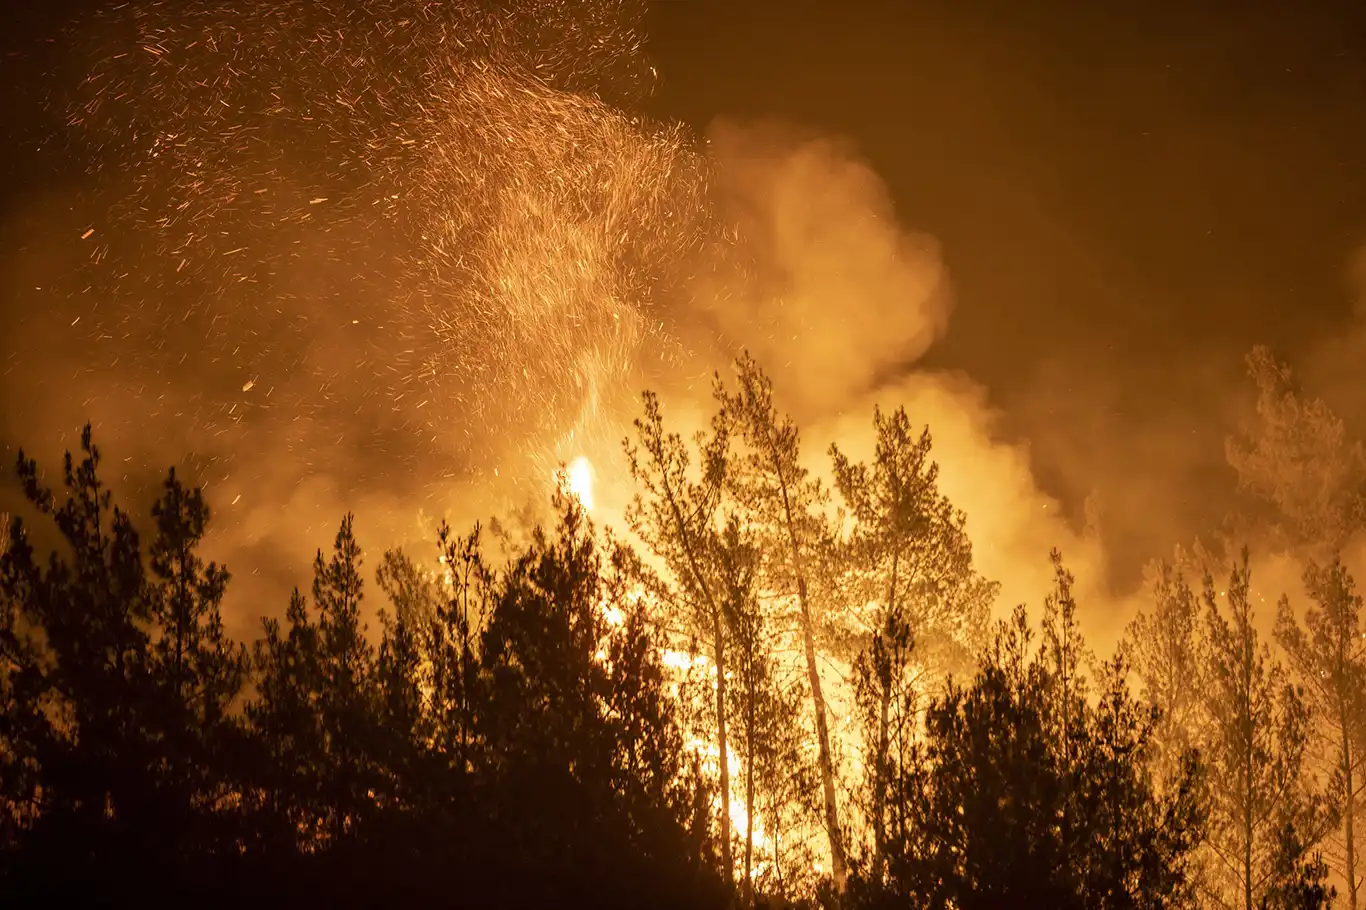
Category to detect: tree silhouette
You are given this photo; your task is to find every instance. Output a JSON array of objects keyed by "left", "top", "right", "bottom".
[
  {"left": 0, "top": 401, "right": 1239, "bottom": 909},
  {"left": 0, "top": 427, "right": 247, "bottom": 898},
  {"left": 852, "top": 566, "right": 1205, "bottom": 910},
  {"left": 478, "top": 493, "right": 723, "bottom": 908},
  {"left": 1259, "top": 820, "right": 1337, "bottom": 910}
]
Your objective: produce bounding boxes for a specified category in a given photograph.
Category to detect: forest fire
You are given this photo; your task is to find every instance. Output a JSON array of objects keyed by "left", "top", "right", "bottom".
[{"left": 3, "top": 1, "right": 1366, "bottom": 908}]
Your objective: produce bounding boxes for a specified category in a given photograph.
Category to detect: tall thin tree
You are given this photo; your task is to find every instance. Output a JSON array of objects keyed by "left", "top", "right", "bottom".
[
  {"left": 1203, "top": 550, "right": 1332, "bottom": 910},
  {"left": 1126, "top": 560, "right": 1206, "bottom": 792},
  {"left": 1276, "top": 556, "right": 1366, "bottom": 909},
  {"left": 831, "top": 405, "right": 995, "bottom": 877},
  {"left": 625, "top": 390, "right": 736, "bottom": 886},
  {"left": 717, "top": 352, "right": 847, "bottom": 886}
]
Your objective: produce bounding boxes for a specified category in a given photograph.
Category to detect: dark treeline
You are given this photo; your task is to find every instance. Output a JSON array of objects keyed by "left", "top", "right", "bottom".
[{"left": 0, "top": 349, "right": 1361, "bottom": 909}]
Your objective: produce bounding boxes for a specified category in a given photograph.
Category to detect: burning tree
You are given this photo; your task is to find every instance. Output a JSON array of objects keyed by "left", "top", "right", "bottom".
[
  {"left": 715, "top": 352, "right": 850, "bottom": 887},
  {"left": 715, "top": 515, "right": 816, "bottom": 899},
  {"left": 830, "top": 405, "right": 995, "bottom": 878},
  {"left": 624, "top": 389, "right": 738, "bottom": 887}
]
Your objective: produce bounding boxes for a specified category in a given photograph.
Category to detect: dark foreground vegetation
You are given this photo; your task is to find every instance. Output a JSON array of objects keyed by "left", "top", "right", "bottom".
[{"left": 0, "top": 348, "right": 1362, "bottom": 909}]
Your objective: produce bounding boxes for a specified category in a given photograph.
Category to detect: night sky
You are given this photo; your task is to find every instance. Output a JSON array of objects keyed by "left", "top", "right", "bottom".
[
  {"left": 646, "top": 0, "right": 1366, "bottom": 574},
  {"left": 2, "top": 1, "right": 1366, "bottom": 596}
]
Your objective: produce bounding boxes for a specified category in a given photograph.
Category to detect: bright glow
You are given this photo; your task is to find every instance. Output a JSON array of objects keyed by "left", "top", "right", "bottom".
[{"left": 566, "top": 456, "right": 595, "bottom": 511}]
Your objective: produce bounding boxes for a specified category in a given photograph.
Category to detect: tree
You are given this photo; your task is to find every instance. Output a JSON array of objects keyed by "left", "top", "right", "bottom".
[
  {"left": 1038, "top": 551, "right": 1095, "bottom": 866},
  {"left": 246, "top": 586, "right": 325, "bottom": 852},
  {"left": 714, "top": 513, "right": 817, "bottom": 902},
  {"left": 0, "top": 429, "right": 157, "bottom": 896},
  {"left": 849, "top": 601, "right": 918, "bottom": 892},
  {"left": 830, "top": 406, "right": 995, "bottom": 682},
  {"left": 140, "top": 468, "right": 249, "bottom": 867},
  {"left": 423, "top": 521, "right": 490, "bottom": 780},
  {"left": 245, "top": 515, "right": 378, "bottom": 852},
  {"left": 1203, "top": 550, "right": 1334, "bottom": 910},
  {"left": 375, "top": 547, "right": 443, "bottom": 631},
  {"left": 831, "top": 405, "right": 996, "bottom": 880},
  {"left": 716, "top": 351, "right": 848, "bottom": 886},
  {"left": 867, "top": 581, "right": 1205, "bottom": 910},
  {"left": 478, "top": 493, "right": 723, "bottom": 909},
  {"left": 311, "top": 516, "right": 377, "bottom": 844},
  {"left": 0, "top": 427, "right": 250, "bottom": 897},
  {"left": 1127, "top": 560, "right": 1206, "bottom": 793},
  {"left": 147, "top": 471, "right": 243, "bottom": 713},
  {"left": 1226, "top": 346, "right": 1366, "bottom": 555},
  {"left": 1260, "top": 821, "right": 1337, "bottom": 910},
  {"left": 625, "top": 388, "right": 737, "bottom": 886},
  {"left": 1276, "top": 557, "right": 1366, "bottom": 910}
]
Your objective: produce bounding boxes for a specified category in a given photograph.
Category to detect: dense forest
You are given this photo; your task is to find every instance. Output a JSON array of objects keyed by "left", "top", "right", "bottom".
[{"left": 1, "top": 348, "right": 1363, "bottom": 909}]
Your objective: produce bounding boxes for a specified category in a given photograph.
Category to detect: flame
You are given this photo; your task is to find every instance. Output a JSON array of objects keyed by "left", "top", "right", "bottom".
[{"left": 566, "top": 455, "right": 595, "bottom": 511}]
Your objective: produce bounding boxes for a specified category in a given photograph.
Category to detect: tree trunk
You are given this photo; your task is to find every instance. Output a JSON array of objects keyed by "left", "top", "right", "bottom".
[
  {"left": 713, "top": 610, "right": 733, "bottom": 888},
  {"left": 176, "top": 530, "right": 190, "bottom": 705},
  {"left": 1244, "top": 634, "right": 1255, "bottom": 910},
  {"left": 872, "top": 549, "right": 899, "bottom": 883},
  {"left": 654, "top": 461, "right": 732, "bottom": 887},
  {"left": 1344, "top": 704, "right": 1358, "bottom": 910},
  {"left": 745, "top": 687, "right": 755, "bottom": 905},
  {"left": 873, "top": 684, "right": 889, "bottom": 882},
  {"left": 798, "top": 580, "right": 847, "bottom": 885},
  {"left": 767, "top": 437, "right": 846, "bottom": 886},
  {"left": 772, "top": 798, "right": 786, "bottom": 902}
]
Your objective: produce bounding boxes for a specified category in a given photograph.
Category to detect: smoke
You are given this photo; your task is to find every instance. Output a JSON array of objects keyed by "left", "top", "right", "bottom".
[
  {"left": 692, "top": 122, "right": 952, "bottom": 419},
  {"left": 663, "top": 123, "right": 1129, "bottom": 644}
]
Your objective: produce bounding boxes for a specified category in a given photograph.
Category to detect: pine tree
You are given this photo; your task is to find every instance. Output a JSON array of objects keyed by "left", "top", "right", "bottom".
[
  {"left": 1276, "top": 557, "right": 1366, "bottom": 909},
  {"left": 1126, "top": 560, "right": 1207, "bottom": 792},
  {"left": 831, "top": 405, "right": 996, "bottom": 878},
  {"left": 1203, "top": 550, "right": 1334, "bottom": 910},
  {"left": 714, "top": 514, "right": 816, "bottom": 903},
  {"left": 1260, "top": 820, "right": 1337, "bottom": 910},
  {"left": 478, "top": 493, "right": 722, "bottom": 908},
  {"left": 714, "top": 515, "right": 762, "bottom": 900},
  {"left": 425, "top": 521, "right": 489, "bottom": 780},
  {"left": 889, "top": 590, "right": 1205, "bottom": 910},
  {"left": 625, "top": 388, "right": 736, "bottom": 887},
  {"left": 716, "top": 351, "right": 847, "bottom": 886},
  {"left": 1226, "top": 346, "right": 1366, "bottom": 554},
  {"left": 372, "top": 602, "right": 425, "bottom": 812},
  {"left": 247, "top": 587, "right": 325, "bottom": 850},
  {"left": 142, "top": 469, "right": 248, "bottom": 864},
  {"left": 0, "top": 427, "right": 155, "bottom": 889},
  {"left": 311, "top": 515, "right": 376, "bottom": 844},
  {"left": 375, "top": 547, "right": 443, "bottom": 631},
  {"left": 850, "top": 601, "right": 917, "bottom": 889},
  {"left": 0, "top": 428, "right": 254, "bottom": 895}
]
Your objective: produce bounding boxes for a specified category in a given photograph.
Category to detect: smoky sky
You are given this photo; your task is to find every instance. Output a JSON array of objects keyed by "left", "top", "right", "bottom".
[
  {"left": 648, "top": 0, "right": 1366, "bottom": 585},
  {"left": 4, "top": 0, "right": 1366, "bottom": 637}
]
